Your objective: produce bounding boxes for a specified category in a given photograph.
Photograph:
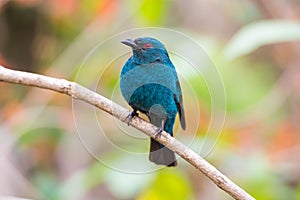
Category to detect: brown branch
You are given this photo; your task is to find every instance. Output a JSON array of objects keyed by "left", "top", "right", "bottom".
[{"left": 0, "top": 65, "right": 255, "bottom": 200}]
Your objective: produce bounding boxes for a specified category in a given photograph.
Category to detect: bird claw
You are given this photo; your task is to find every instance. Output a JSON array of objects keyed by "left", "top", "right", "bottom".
[
  {"left": 154, "top": 119, "right": 165, "bottom": 139},
  {"left": 125, "top": 110, "right": 138, "bottom": 125},
  {"left": 154, "top": 127, "right": 163, "bottom": 139}
]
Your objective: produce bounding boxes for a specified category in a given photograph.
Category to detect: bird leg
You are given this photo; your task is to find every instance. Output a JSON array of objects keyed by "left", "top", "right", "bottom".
[
  {"left": 125, "top": 109, "right": 138, "bottom": 125},
  {"left": 154, "top": 119, "right": 165, "bottom": 139}
]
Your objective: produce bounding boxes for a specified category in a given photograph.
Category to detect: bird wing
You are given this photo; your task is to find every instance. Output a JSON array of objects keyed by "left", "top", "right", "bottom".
[{"left": 174, "top": 80, "right": 186, "bottom": 130}]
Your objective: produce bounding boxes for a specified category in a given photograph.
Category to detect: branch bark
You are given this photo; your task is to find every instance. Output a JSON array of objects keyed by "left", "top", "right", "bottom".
[{"left": 0, "top": 65, "right": 255, "bottom": 200}]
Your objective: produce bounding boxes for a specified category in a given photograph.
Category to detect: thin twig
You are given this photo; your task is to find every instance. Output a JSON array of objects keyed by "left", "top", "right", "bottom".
[{"left": 0, "top": 65, "right": 255, "bottom": 200}]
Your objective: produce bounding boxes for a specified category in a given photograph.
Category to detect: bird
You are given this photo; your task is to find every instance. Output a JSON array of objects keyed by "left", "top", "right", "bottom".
[{"left": 120, "top": 37, "right": 186, "bottom": 167}]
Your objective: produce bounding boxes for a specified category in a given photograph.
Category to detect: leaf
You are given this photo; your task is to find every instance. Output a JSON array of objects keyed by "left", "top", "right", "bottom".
[
  {"left": 224, "top": 20, "right": 300, "bottom": 59},
  {"left": 137, "top": 169, "right": 194, "bottom": 200}
]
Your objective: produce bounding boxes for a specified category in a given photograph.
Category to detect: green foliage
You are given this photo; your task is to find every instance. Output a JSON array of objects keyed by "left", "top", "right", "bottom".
[
  {"left": 18, "top": 127, "right": 63, "bottom": 146},
  {"left": 240, "top": 155, "right": 295, "bottom": 200},
  {"left": 32, "top": 171, "right": 61, "bottom": 200},
  {"left": 135, "top": 0, "right": 168, "bottom": 25},
  {"left": 104, "top": 170, "right": 154, "bottom": 199},
  {"left": 224, "top": 20, "right": 300, "bottom": 59},
  {"left": 57, "top": 163, "right": 106, "bottom": 200},
  {"left": 218, "top": 59, "right": 276, "bottom": 111},
  {"left": 137, "top": 169, "right": 194, "bottom": 200},
  {"left": 296, "top": 184, "right": 300, "bottom": 200}
]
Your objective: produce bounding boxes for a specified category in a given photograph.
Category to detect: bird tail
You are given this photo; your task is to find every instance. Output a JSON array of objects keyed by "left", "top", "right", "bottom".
[{"left": 149, "top": 138, "right": 177, "bottom": 166}]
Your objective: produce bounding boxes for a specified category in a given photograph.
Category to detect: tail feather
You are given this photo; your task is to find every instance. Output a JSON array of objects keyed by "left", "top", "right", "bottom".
[
  {"left": 148, "top": 116, "right": 177, "bottom": 167},
  {"left": 149, "top": 138, "right": 177, "bottom": 167}
]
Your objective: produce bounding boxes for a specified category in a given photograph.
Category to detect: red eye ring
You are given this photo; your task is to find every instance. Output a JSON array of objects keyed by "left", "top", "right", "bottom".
[{"left": 145, "top": 43, "right": 152, "bottom": 49}]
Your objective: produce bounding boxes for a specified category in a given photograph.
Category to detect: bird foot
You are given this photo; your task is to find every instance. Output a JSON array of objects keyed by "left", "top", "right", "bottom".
[
  {"left": 154, "top": 119, "right": 165, "bottom": 139},
  {"left": 154, "top": 127, "right": 163, "bottom": 139},
  {"left": 125, "top": 109, "right": 138, "bottom": 125}
]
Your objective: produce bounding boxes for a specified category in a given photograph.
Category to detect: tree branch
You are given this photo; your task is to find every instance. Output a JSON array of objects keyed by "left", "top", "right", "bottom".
[{"left": 0, "top": 65, "right": 254, "bottom": 200}]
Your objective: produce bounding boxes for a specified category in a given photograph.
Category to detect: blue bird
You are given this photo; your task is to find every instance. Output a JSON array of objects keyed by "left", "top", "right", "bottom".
[{"left": 120, "top": 37, "right": 186, "bottom": 166}]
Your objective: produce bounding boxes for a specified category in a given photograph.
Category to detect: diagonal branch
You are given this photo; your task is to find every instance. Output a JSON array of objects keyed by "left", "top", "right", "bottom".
[{"left": 0, "top": 65, "right": 255, "bottom": 200}]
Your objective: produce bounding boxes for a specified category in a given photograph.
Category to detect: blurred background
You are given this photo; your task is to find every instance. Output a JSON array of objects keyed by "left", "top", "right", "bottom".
[{"left": 1, "top": 0, "right": 300, "bottom": 199}]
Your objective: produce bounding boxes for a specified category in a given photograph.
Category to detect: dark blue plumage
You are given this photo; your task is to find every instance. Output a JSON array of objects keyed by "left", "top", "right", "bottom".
[{"left": 120, "top": 37, "right": 186, "bottom": 166}]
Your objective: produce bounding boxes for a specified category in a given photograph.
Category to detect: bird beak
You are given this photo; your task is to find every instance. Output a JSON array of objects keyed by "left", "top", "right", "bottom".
[{"left": 121, "top": 38, "right": 139, "bottom": 49}]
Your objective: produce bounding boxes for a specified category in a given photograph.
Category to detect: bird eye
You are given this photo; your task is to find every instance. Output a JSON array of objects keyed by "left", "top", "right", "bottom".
[{"left": 145, "top": 43, "right": 152, "bottom": 49}]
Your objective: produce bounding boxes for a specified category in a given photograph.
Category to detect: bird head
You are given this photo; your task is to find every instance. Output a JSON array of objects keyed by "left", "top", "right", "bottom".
[{"left": 121, "top": 37, "right": 169, "bottom": 64}]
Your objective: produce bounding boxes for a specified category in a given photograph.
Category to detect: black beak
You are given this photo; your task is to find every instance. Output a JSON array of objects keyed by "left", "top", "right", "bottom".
[{"left": 121, "top": 38, "right": 139, "bottom": 49}]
